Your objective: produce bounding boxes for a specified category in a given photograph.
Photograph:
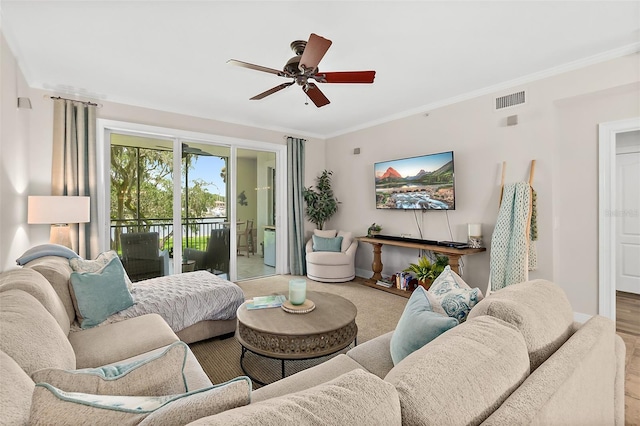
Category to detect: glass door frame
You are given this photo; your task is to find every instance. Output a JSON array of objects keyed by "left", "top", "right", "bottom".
[{"left": 97, "top": 119, "right": 288, "bottom": 281}]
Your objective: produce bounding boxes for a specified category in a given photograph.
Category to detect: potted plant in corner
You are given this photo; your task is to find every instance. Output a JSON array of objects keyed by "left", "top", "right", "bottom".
[
  {"left": 404, "top": 254, "right": 449, "bottom": 290},
  {"left": 303, "top": 170, "right": 338, "bottom": 230}
]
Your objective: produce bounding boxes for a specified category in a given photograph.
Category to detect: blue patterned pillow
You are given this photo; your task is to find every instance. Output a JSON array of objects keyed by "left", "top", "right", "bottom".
[
  {"left": 428, "top": 266, "right": 484, "bottom": 323},
  {"left": 390, "top": 286, "right": 459, "bottom": 365},
  {"left": 312, "top": 235, "right": 344, "bottom": 252}
]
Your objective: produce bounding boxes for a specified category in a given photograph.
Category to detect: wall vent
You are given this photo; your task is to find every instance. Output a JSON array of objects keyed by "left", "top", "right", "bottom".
[{"left": 495, "top": 90, "right": 526, "bottom": 110}]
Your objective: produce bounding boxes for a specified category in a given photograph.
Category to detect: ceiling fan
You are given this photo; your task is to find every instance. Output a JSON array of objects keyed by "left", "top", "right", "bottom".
[{"left": 227, "top": 33, "right": 376, "bottom": 107}]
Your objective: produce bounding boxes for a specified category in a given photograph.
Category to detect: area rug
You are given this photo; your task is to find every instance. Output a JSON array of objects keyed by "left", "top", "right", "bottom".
[{"left": 189, "top": 275, "right": 407, "bottom": 387}]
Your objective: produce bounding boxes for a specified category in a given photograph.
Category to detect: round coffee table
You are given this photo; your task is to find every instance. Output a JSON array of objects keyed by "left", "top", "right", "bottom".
[{"left": 236, "top": 291, "right": 358, "bottom": 385}]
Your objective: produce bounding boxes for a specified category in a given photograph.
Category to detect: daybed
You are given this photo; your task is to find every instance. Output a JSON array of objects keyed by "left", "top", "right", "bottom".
[
  {"left": 23, "top": 255, "right": 243, "bottom": 343},
  {"left": 0, "top": 267, "right": 625, "bottom": 425}
]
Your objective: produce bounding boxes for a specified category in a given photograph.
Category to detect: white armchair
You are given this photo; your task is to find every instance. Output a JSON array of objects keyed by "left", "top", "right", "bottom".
[{"left": 305, "top": 230, "right": 358, "bottom": 283}]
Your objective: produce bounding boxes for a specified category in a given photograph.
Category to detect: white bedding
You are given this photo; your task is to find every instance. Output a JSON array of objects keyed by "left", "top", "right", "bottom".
[{"left": 70, "top": 271, "right": 245, "bottom": 332}]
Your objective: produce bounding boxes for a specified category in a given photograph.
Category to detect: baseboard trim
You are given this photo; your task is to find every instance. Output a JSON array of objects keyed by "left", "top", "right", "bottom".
[{"left": 573, "top": 312, "right": 592, "bottom": 324}]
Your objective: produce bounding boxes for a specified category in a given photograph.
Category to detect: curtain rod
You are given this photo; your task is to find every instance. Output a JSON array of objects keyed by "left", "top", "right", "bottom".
[{"left": 47, "top": 95, "right": 102, "bottom": 108}]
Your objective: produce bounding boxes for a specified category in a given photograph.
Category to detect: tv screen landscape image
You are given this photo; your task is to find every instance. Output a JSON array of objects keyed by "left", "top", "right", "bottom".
[{"left": 374, "top": 151, "right": 455, "bottom": 210}]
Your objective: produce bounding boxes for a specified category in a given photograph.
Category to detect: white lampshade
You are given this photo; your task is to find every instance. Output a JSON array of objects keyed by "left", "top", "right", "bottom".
[
  {"left": 28, "top": 196, "right": 90, "bottom": 249},
  {"left": 28, "top": 196, "right": 90, "bottom": 225}
]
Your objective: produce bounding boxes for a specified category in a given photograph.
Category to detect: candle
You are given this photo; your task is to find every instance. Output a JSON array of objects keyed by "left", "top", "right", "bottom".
[
  {"left": 467, "top": 223, "right": 483, "bottom": 248},
  {"left": 289, "top": 279, "right": 307, "bottom": 305},
  {"left": 468, "top": 223, "right": 482, "bottom": 238}
]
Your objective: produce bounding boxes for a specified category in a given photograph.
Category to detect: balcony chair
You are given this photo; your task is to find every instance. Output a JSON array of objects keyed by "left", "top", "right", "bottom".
[
  {"left": 237, "top": 220, "right": 255, "bottom": 257},
  {"left": 305, "top": 230, "right": 358, "bottom": 283},
  {"left": 184, "top": 228, "right": 230, "bottom": 276},
  {"left": 120, "top": 232, "right": 168, "bottom": 282}
]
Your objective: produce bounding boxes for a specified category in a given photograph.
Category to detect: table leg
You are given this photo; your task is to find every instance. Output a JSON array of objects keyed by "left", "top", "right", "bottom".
[
  {"left": 371, "top": 243, "right": 383, "bottom": 281},
  {"left": 449, "top": 254, "right": 461, "bottom": 275}
]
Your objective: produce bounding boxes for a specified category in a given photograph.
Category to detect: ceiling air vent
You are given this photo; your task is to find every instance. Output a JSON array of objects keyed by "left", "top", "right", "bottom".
[{"left": 495, "top": 90, "right": 526, "bottom": 110}]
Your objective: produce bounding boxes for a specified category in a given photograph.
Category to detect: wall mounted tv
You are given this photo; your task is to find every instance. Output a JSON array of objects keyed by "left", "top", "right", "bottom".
[{"left": 374, "top": 151, "right": 455, "bottom": 210}]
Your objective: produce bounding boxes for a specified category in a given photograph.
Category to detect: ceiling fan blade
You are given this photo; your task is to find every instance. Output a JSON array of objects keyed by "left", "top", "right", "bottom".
[
  {"left": 227, "top": 59, "right": 290, "bottom": 77},
  {"left": 304, "top": 83, "right": 330, "bottom": 108},
  {"left": 314, "top": 71, "right": 376, "bottom": 84},
  {"left": 250, "top": 82, "right": 294, "bottom": 100},
  {"left": 299, "top": 33, "right": 332, "bottom": 72}
]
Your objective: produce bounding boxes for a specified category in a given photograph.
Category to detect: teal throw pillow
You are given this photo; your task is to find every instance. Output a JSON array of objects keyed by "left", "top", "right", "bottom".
[
  {"left": 390, "top": 286, "right": 458, "bottom": 365},
  {"left": 312, "top": 235, "right": 344, "bottom": 252},
  {"left": 428, "top": 266, "right": 484, "bottom": 323},
  {"left": 70, "top": 257, "right": 134, "bottom": 329}
]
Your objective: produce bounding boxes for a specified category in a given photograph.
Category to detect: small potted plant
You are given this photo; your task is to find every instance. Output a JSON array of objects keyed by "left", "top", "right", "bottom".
[
  {"left": 404, "top": 254, "right": 449, "bottom": 290},
  {"left": 367, "top": 223, "right": 382, "bottom": 236}
]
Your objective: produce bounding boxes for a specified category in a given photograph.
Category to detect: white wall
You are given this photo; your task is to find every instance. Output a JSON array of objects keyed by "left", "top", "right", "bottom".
[
  {"left": 325, "top": 54, "right": 640, "bottom": 316},
  {"left": 0, "top": 32, "right": 32, "bottom": 271},
  {"left": 0, "top": 30, "right": 327, "bottom": 272}
]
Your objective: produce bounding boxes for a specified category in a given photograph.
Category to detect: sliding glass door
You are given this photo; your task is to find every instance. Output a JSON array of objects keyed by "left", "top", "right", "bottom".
[
  {"left": 105, "top": 128, "right": 281, "bottom": 281},
  {"left": 235, "top": 148, "right": 276, "bottom": 280}
]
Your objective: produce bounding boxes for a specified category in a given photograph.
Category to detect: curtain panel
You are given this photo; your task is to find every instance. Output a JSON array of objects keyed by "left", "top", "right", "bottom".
[
  {"left": 287, "top": 136, "right": 306, "bottom": 275},
  {"left": 51, "top": 99, "right": 99, "bottom": 259}
]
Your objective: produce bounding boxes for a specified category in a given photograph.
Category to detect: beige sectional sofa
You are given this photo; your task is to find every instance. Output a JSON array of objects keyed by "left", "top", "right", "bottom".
[{"left": 0, "top": 262, "right": 625, "bottom": 425}]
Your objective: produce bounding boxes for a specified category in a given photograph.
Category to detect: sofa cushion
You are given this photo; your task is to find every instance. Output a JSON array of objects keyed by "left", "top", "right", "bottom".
[
  {"left": 191, "top": 369, "right": 402, "bottom": 426},
  {"left": 252, "top": 354, "right": 363, "bottom": 403},
  {"left": 482, "top": 315, "right": 617, "bottom": 426},
  {"left": 29, "top": 377, "right": 251, "bottom": 426},
  {"left": 69, "top": 313, "right": 179, "bottom": 368},
  {"left": 0, "top": 290, "right": 76, "bottom": 375},
  {"left": 16, "top": 243, "right": 79, "bottom": 266},
  {"left": 313, "top": 229, "right": 337, "bottom": 238},
  {"left": 70, "top": 250, "right": 133, "bottom": 291},
  {"left": 390, "top": 286, "right": 458, "bottom": 365},
  {"left": 311, "top": 235, "right": 343, "bottom": 252},
  {"left": 428, "top": 265, "right": 483, "bottom": 322},
  {"left": 0, "top": 268, "right": 71, "bottom": 335},
  {"left": 31, "top": 341, "right": 189, "bottom": 396},
  {"left": 23, "top": 256, "right": 75, "bottom": 324},
  {"left": 305, "top": 251, "right": 351, "bottom": 266},
  {"left": 337, "top": 230, "right": 353, "bottom": 252},
  {"left": 385, "top": 315, "right": 530, "bottom": 426},
  {"left": 346, "top": 331, "right": 395, "bottom": 379},
  {"left": 467, "top": 279, "right": 574, "bottom": 371},
  {"left": 0, "top": 350, "right": 35, "bottom": 426},
  {"left": 70, "top": 256, "right": 134, "bottom": 329}
]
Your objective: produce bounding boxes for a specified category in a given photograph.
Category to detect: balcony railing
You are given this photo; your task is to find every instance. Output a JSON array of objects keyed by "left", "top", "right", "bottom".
[{"left": 110, "top": 217, "right": 230, "bottom": 254}]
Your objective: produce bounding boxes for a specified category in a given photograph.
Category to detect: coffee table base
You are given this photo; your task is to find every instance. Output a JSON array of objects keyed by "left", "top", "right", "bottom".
[{"left": 239, "top": 337, "right": 357, "bottom": 386}]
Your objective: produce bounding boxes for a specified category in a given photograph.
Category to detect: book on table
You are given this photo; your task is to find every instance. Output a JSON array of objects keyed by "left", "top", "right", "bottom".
[
  {"left": 376, "top": 277, "right": 394, "bottom": 288},
  {"left": 246, "top": 294, "right": 286, "bottom": 310}
]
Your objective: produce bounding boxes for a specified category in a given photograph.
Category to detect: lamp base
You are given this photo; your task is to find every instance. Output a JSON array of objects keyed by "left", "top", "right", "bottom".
[{"left": 50, "top": 224, "right": 72, "bottom": 249}]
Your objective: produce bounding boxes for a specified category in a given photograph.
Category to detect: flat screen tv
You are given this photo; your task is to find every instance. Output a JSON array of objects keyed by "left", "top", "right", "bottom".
[{"left": 374, "top": 151, "right": 455, "bottom": 210}]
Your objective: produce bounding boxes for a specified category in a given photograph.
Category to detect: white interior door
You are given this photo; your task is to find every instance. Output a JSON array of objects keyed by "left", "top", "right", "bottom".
[{"left": 616, "top": 131, "right": 640, "bottom": 295}]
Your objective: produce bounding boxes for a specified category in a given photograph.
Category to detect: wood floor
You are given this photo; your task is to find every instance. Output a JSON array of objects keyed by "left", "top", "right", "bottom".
[{"left": 617, "top": 291, "right": 640, "bottom": 425}]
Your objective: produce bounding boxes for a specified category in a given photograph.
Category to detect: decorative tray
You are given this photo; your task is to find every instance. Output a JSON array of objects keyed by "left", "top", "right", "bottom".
[{"left": 281, "top": 299, "right": 315, "bottom": 314}]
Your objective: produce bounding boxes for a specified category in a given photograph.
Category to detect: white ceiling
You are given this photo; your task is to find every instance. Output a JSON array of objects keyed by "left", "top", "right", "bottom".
[{"left": 2, "top": 1, "right": 639, "bottom": 138}]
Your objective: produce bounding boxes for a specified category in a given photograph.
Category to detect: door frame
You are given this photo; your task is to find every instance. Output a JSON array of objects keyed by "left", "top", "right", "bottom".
[
  {"left": 598, "top": 117, "right": 640, "bottom": 320},
  {"left": 97, "top": 119, "right": 288, "bottom": 280}
]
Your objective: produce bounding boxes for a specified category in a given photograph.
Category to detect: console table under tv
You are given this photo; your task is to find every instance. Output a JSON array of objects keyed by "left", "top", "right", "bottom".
[{"left": 356, "top": 236, "right": 486, "bottom": 297}]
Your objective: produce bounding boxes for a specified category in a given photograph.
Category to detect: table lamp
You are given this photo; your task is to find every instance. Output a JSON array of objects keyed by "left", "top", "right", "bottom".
[{"left": 27, "top": 196, "right": 90, "bottom": 249}]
